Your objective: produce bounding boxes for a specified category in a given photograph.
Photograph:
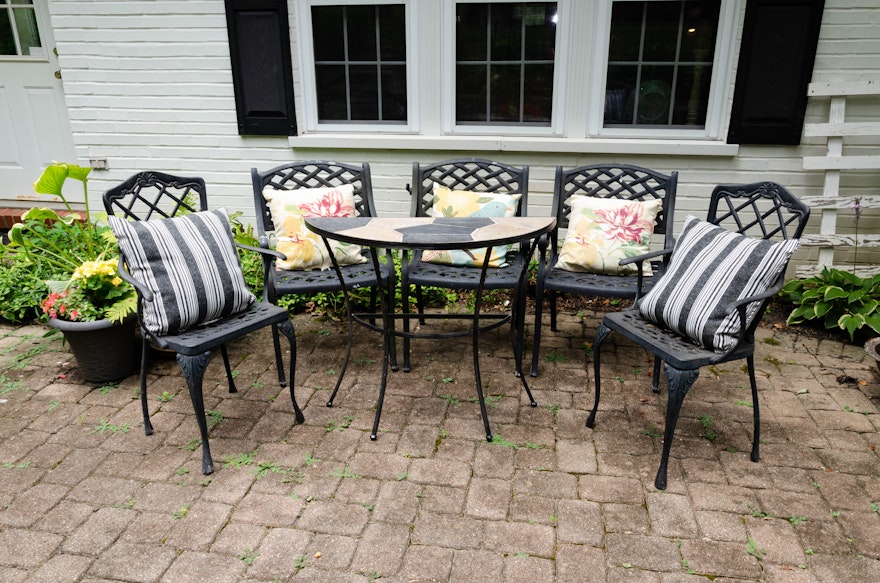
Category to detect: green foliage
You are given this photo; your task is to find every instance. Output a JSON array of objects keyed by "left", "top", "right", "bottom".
[
  {"left": 781, "top": 268, "right": 880, "bottom": 342},
  {"left": 0, "top": 163, "right": 132, "bottom": 323}
]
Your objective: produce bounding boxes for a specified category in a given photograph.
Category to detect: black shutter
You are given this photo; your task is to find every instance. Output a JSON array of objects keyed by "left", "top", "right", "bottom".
[
  {"left": 225, "top": 0, "right": 297, "bottom": 136},
  {"left": 727, "top": 0, "right": 824, "bottom": 145}
]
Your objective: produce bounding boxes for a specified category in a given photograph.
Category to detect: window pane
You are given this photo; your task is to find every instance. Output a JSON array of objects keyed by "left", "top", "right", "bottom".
[
  {"left": 316, "top": 64, "right": 347, "bottom": 120},
  {"left": 457, "top": 4, "right": 488, "bottom": 61},
  {"left": 523, "top": 63, "right": 553, "bottom": 122},
  {"left": 382, "top": 65, "right": 407, "bottom": 121},
  {"left": 13, "top": 7, "right": 39, "bottom": 53},
  {"left": 457, "top": 64, "right": 487, "bottom": 122},
  {"left": 312, "top": 6, "right": 344, "bottom": 61},
  {"left": 604, "top": 0, "right": 718, "bottom": 129},
  {"left": 379, "top": 5, "right": 406, "bottom": 61},
  {"left": 456, "top": 2, "right": 556, "bottom": 125},
  {"left": 490, "top": 64, "right": 521, "bottom": 122},
  {"left": 347, "top": 5, "right": 377, "bottom": 62},
  {"left": 311, "top": 4, "right": 407, "bottom": 124},
  {"left": 490, "top": 5, "right": 521, "bottom": 61},
  {"left": 0, "top": 12, "right": 16, "bottom": 55}
]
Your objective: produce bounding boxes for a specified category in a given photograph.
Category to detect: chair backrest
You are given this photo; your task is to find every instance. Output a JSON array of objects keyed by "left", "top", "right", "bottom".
[
  {"left": 553, "top": 164, "right": 678, "bottom": 243},
  {"left": 251, "top": 161, "right": 377, "bottom": 240},
  {"left": 103, "top": 171, "right": 207, "bottom": 220},
  {"left": 410, "top": 158, "right": 529, "bottom": 217},
  {"left": 707, "top": 181, "right": 810, "bottom": 241}
]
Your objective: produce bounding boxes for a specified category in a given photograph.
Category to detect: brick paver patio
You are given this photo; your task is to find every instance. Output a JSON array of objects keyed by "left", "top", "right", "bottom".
[{"left": 1, "top": 308, "right": 878, "bottom": 582}]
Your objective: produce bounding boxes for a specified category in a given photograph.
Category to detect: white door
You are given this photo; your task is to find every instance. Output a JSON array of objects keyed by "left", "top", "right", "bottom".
[{"left": 0, "top": 0, "right": 76, "bottom": 204}]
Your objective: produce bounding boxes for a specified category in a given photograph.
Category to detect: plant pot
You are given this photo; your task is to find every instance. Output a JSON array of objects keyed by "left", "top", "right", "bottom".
[
  {"left": 48, "top": 315, "right": 138, "bottom": 383},
  {"left": 865, "top": 338, "right": 880, "bottom": 374}
]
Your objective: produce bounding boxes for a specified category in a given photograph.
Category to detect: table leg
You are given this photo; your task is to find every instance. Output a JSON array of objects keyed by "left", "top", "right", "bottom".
[
  {"left": 369, "top": 247, "right": 393, "bottom": 440},
  {"left": 473, "top": 249, "right": 493, "bottom": 442}
]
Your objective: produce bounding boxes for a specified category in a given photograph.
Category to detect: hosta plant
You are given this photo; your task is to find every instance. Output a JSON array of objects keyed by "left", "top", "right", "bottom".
[{"left": 781, "top": 267, "right": 880, "bottom": 342}]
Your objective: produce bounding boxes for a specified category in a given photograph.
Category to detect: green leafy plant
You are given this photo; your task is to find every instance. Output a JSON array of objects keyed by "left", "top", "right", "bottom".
[
  {"left": 1, "top": 163, "right": 135, "bottom": 323},
  {"left": 782, "top": 267, "right": 880, "bottom": 342}
]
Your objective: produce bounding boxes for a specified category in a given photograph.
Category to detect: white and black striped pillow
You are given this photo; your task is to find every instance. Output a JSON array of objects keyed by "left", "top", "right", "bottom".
[
  {"left": 109, "top": 209, "right": 255, "bottom": 336},
  {"left": 638, "top": 216, "right": 799, "bottom": 352}
]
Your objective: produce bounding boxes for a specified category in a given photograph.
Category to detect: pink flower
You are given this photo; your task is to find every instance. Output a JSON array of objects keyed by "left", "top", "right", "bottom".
[
  {"left": 596, "top": 204, "right": 652, "bottom": 243},
  {"left": 299, "top": 190, "right": 355, "bottom": 217}
]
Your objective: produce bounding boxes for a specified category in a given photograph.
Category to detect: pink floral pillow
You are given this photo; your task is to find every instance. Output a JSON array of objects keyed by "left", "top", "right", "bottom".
[
  {"left": 555, "top": 196, "right": 662, "bottom": 275},
  {"left": 263, "top": 184, "right": 367, "bottom": 271}
]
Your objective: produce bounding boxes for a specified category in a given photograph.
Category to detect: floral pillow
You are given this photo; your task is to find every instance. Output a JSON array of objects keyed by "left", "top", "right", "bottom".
[
  {"left": 263, "top": 184, "right": 367, "bottom": 271},
  {"left": 555, "top": 196, "right": 662, "bottom": 275},
  {"left": 424, "top": 183, "right": 522, "bottom": 268}
]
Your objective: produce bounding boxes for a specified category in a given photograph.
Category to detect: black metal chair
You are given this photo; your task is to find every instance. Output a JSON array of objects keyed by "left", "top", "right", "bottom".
[
  {"left": 105, "top": 172, "right": 302, "bottom": 474},
  {"left": 589, "top": 181, "right": 810, "bottom": 489},
  {"left": 531, "top": 164, "right": 678, "bottom": 377},
  {"left": 401, "top": 158, "right": 529, "bottom": 373},
  {"left": 252, "top": 161, "right": 395, "bottom": 405}
]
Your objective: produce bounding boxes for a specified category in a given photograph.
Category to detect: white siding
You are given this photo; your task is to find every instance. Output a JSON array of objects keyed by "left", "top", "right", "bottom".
[{"left": 46, "top": 0, "right": 880, "bottom": 268}]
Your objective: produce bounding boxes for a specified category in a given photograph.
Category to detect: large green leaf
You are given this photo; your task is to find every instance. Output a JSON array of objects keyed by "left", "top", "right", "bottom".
[
  {"left": 838, "top": 313, "right": 865, "bottom": 341},
  {"left": 32, "top": 162, "right": 91, "bottom": 195},
  {"left": 823, "top": 286, "right": 848, "bottom": 301}
]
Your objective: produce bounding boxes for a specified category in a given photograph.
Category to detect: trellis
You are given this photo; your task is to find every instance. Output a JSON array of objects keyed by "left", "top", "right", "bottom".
[{"left": 799, "top": 79, "right": 880, "bottom": 278}]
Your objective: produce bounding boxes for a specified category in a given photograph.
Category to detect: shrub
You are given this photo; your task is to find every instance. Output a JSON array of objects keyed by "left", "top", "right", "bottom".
[{"left": 781, "top": 267, "right": 880, "bottom": 342}]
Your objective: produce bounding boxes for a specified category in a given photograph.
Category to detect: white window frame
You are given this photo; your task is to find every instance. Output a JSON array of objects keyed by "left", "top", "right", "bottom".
[
  {"left": 290, "top": 0, "right": 740, "bottom": 155},
  {"left": 586, "top": 0, "right": 738, "bottom": 140},
  {"left": 441, "top": 0, "right": 569, "bottom": 137},
  {"left": 296, "top": 0, "right": 419, "bottom": 134}
]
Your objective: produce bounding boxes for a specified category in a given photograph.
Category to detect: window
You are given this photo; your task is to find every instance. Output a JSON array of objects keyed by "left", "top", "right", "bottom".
[
  {"left": 604, "top": 0, "right": 720, "bottom": 129},
  {"left": 311, "top": 3, "right": 407, "bottom": 124},
  {"left": 294, "top": 1, "right": 739, "bottom": 145},
  {"left": 0, "top": 0, "right": 41, "bottom": 57},
  {"left": 455, "top": 2, "right": 557, "bottom": 126}
]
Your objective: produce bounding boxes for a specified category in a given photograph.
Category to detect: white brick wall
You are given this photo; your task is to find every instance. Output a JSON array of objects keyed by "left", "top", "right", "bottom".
[{"left": 46, "top": 0, "right": 880, "bottom": 269}]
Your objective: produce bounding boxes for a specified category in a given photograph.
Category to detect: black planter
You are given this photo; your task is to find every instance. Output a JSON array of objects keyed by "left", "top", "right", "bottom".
[{"left": 48, "top": 315, "right": 138, "bottom": 383}]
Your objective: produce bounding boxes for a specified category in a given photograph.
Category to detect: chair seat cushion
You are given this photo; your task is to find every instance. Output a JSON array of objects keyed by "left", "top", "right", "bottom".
[
  {"left": 555, "top": 196, "right": 661, "bottom": 275},
  {"left": 424, "top": 183, "right": 521, "bottom": 268},
  {"left": 109, "top": 209, "right": 256, "bottom": 336},
  {"left": 637, "top": 215, "right": 799, "bottom": 352},
  {"left": 263, "top": 184, "right": 367, "bottom": 271}
]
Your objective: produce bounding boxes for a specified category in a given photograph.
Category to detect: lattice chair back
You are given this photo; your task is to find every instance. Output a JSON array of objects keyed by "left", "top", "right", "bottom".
[
  {"left": 410, "top": 158, "right": 529, "bottom": 218},
  {"left": 253, "top": 161, "right": 377, "bottom": 236},
  {"left": 707, "top": 181, "right": 810, "bottom": 240},
  {"left": 553, "top": 163, "right": 677, "bottom": 244},
  {"left": 103, "top": 171, "right": 207, "bottom": 220}
]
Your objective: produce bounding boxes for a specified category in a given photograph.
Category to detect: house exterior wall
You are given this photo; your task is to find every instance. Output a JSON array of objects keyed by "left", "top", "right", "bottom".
[{"left": 47, "top": 0, "right": 880, "bottom": 266}]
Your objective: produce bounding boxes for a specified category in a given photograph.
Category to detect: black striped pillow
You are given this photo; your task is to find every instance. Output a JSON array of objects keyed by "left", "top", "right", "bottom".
[
  {"left": 109, "top": 209, "right": 255, "bottom": 336},
  {"left": 638, "top": 216, "right": 799, "bottom": 352}
]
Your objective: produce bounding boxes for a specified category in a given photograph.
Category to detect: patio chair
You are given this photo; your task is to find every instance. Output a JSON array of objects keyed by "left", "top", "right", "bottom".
[
  {"left": 104, "top": 171, "right": 241, "bottom": 396},
  {"left": 106, "top": 189, "right": 302, "bottom": 475},
  {"left": 588, "top": 181, "right": 810, "bottom": 489},
  {"left": 401, "top": 158, "right": 529, "bottom": 373},
  {"left": 531, "top": 164, "right": 678, "bottom": 377},
  {"left": 252, "top": 160, "right": 395, "bottom": 405}
]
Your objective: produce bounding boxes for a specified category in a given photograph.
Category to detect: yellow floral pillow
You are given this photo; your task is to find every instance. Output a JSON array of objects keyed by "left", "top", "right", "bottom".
[
  {"left": 555, "top": 196, "right": 662, "bottom": 275},
  {"left": 424, "top": 183, "right": 522, "bottom": 268},
  {"left": 263, "top": 184, "right": 367, "bottom": 271}
]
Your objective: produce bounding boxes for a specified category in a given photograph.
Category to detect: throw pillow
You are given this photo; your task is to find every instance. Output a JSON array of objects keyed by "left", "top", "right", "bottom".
[
  {"left": 109, "top": 209, "right": 256, "bottom": 336},
  {"left": 555, "top": 196, "right": 662, "bottom": 275},
  {"left": 424, "top": 183, "right": 522, "bottom": 268},
  {"left": 263, "top": 184, "right": 367, "bottom": 271},
  {"left": 637, "top": 215, "right": 800, "bottom": 352}
]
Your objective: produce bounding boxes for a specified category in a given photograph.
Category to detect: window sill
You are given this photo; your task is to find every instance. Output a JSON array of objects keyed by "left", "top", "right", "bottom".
[{"left": 288, "top": 134, "right": 739, "bottom": 157}]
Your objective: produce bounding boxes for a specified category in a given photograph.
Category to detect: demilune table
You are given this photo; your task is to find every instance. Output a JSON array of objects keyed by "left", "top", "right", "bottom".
[{"left": 305, "top": 216, "right": 556, "bottom": 442}]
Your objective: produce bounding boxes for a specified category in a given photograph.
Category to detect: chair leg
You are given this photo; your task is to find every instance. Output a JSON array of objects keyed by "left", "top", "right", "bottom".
[
  {"left": 530, "top": 277, "right": 545, "bottom": 377},
  {"left": 654, "top": 364, "right": 700, "bottom": 490},
  {"left": 401, "top": 263, "right": 412, "bottom": 373},
  {"left": 415, "top": 284, "right": 426, "bottom": 325},
  {"left": 275, "top": 319, "right": 304, "bottom": 424},
  {"left": 139, "top": 337, "right": 153, "bottom": 436},
  {"left": 549, "top": 290, "right": 558, "bottom": 331},
  {"left": 651, "top": 357, "right": 662, "bottom": 393},
  {"left": 177, "top": 350, "right": 215, "bottom": 475},
  {"left": 219, "top": 344, "right": 237, "bottom": 393},
  {"left": 586, "top": 323, "right": 612, "bottom": 428},
  {"left": 327, "top": 299, "right": 355, "bottom": 408},
  {"left": 747, "top": 355, "right": 760, "bottom": 463},
  {"left": 270, "top": 326, "right": 286, "bottom": 387}
]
